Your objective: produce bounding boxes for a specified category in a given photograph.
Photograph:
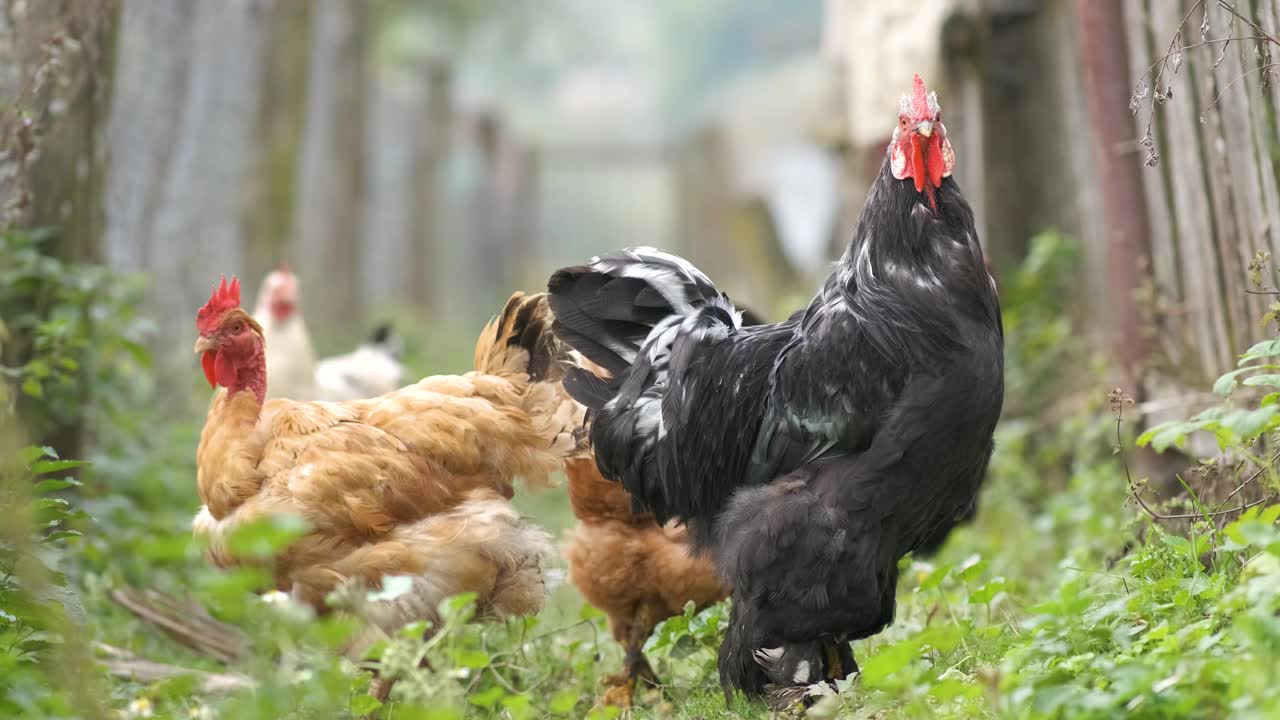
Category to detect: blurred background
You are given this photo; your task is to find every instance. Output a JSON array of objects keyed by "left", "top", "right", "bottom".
[
  {"left": 5, "top": 1, "right": 1280, "bottom": 716},
  {"left": 6, "top": 0, "right": 1280, "bottom": 432},
  {"left": 5, "top": 0, "right": 1279, "bottom": 420}
]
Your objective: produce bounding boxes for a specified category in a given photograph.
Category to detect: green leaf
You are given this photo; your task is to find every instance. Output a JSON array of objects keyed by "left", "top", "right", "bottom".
[
  {"left": 958, "top": 554, "right": 987, "bottom": 582},
  {"left": 25, "top": 359, "right": 49, "bottom": 379},
  {"left": 549, "top": 690, "right": 580, "bottom": 714},
  {"left": 31, "top": 477, "right": 82, "bottom": 494},
  {"left": 917, "top": 561, "right": 952, "bottom": 591},
  {"left": 396, "top": 706, "right": 462, "bottom": 720},
  {"left": 971, "top": 577, "right": 1008, "bottom": 605},
  {"left": 1221, "top": 406, "right": 1280, "bottom": 440},
  {"left": 502, "top": 694, "right": 533, "bottom": 720},
  {"left": 30, "top": 459, "right": 87, "bottom": 476},
  {"left": 454, "top": 648, "right": 490, "bottom": 670},
  {"left": 1138, "top": 422, "right": 1193, "bottom": 451},
  {"left": 468, "top": 686, "right": 506, "bottom": 709},
  {"left": 21, "top": 378, "right": 42, "bottom": 398},
  {"left": 1260, "top": 504, "right": 1280, "bottom": 525},
  {"left": 33, "top": 497, "right": 72, "bottom": 524},
  {"left": 1213, "top": 367, "right": 1253, "bottom": 396},
  {"left": 1240, "top": 337, "right": 1280, "bottom": 363},
  {"left": 350, "top": 694, "right": 382, "bottom": 716},
  {"left": 43, "top": 530, "right": 82, "bottom": 543},
  {"left": 930, "top": 677, "right": 981, "bottom": 702},
  {"left": 859, "top": 638, "right": 922, "bottom": 686},
  {"left": 1244, "top": 374, "right": 1280, "bottom": 388},
  {"left": 17, "top": 446, "right": 55, "bottom": 465},
  {"left": 225, "top": 513, "right": 308, "bottom": 558}
]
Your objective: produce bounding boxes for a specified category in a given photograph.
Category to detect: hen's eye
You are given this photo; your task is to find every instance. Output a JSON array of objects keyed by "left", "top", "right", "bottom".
[{"left": 232, "top": 321, "right": 244, "bottom": 334}]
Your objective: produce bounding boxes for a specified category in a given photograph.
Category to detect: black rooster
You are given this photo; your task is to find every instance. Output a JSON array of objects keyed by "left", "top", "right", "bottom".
[{"left": 547, "top": 75, "right": 1003, "bottom": 705}]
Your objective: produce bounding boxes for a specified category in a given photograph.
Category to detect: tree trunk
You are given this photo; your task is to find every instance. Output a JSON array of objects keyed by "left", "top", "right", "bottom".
[
  {"left": 105, "top": 0, "right": 272, "bottom": 370},
  {"left": 406, "top": 60, "right": 452, "bottom": 312},
  {"left": 1, "top": 0, "right": 118, "bottom": 460},
  {"left": 245, "top": 0, "right": 312, "bottom": 285},
  {"left": 293, "top": 0, "right": 367, "bottom": 340}
]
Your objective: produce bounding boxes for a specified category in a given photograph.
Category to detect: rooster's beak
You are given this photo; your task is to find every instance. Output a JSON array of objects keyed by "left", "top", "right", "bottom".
[
  {"left": 194, "top": 335, "right": 217, "bottom": 354},
  {"left": 916, "top": 120, "right": 933, "bottom": 137}
]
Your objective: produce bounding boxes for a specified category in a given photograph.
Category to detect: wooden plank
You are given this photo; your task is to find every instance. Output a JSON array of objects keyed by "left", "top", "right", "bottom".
[
  {"left": 1151, "top": 0, "right": 1233, "bottom": 377},
  {"left": 1191, "top": 2, "right": 1248, "bottom": 351},
  {"left": 1124, "top": 0, "right": 1183, "bottom": 314},
  {"left": 1251, "top": 0, "right": 1280, "bottom": 262},
  {"left": 1264, "top": 0, "right": 1280, "bottom": 122},
  {"left": 1212, "top": 5, "right": 1273, "bottom": 326}
]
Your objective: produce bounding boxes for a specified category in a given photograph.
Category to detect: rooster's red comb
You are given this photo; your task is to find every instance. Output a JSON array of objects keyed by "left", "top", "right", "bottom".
[
  {"left": 196, "top": 275, "right": 241, "bottom": 334},
  {"left": 901, "top": 74, "right": 941, "bottom": 120}
]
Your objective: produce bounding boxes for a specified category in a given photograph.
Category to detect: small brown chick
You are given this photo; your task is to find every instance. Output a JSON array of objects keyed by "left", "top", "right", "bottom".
[{"left": 563, "top": 457, "right": 728, "bottom": 707}]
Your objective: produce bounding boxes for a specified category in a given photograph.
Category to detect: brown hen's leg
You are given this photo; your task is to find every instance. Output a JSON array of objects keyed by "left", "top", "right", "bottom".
[
  {"left": 600, "top": 603, "right": 664, "bottom": 707},
  {"left": 365, "top": 628, "right": 437, "bottom": 715}
]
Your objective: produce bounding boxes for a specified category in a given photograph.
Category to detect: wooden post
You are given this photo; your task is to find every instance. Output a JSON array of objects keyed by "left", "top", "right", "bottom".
[{"left": 1076, "top": 0, "right": 1153, "bottom": 395}]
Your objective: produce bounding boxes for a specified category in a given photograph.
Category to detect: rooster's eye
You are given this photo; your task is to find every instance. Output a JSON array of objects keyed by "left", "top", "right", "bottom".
[{"left": 231, "top": 321, "right": 244, "bottom": 334}]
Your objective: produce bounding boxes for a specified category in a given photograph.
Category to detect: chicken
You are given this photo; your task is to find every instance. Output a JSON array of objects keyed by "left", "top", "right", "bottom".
[
  {"left": 564, "top": 309, "right": 764, "bottom": 707},
  {"left": 253, "top": 266, "right": 405, "bottom": 401},
  {"left": 191, "top": 280, "right": 582, "bottom": 642},
  {"left": 253, "top": 267, "right": 318, "bottom": 401},
  {"left": 547, "top": 75, "right": 1003, "bottom": 706},
  {"left": 314, "top": 323, "right": 405, "bottom": 401},
  {"left": 565, "top": 452, "right": 727, "bottom": 708}
]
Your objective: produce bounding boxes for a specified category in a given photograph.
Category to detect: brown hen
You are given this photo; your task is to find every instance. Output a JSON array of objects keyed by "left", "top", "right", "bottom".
[
  {"left": 191, "top": 281, "right": 581, "bottom": 639},
  {"left": 564, "top": 456, "right": 728, "bottom": 707}
]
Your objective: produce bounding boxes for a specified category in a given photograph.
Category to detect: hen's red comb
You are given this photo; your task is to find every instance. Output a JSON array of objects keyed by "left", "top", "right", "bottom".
[
  {"left": 910, "top": 74, "right": 931, "bottom": 118},
  {"left": 196, "top": 275, "right": 241, "bottom": 334}
]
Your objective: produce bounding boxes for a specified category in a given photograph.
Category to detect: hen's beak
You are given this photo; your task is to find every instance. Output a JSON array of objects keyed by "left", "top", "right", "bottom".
[
  {"left": 916, "top": 120, "right": 933, "bottom": 138},
  {"left": 194, "top": 335, "right": 217, "bottom": 354}
]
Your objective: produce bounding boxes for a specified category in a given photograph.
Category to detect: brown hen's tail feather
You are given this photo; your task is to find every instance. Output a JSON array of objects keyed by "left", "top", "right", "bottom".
[
  {"left": 474, "top": 291, "right": 590, "bottom": 469},
  {"left": 474, "top": 292, "right": 569, "bottom": 383}
]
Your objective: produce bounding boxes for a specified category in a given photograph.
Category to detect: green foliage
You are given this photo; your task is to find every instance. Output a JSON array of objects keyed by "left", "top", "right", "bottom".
[
  {"left": 0, "top": 228, "right": 151, "bottom": 442},
  {"left": 0, "top": 445, "right": 98, "bottom": 718},
  {"left": 1140, "top": 337, "right": 1280, "bottom": 452}
]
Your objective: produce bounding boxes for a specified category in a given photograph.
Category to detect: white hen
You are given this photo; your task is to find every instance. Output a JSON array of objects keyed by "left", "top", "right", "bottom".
[
  {"left": 254, "top": 268, "right": 405, "bottom": 401},
  {"left": 252, "top": 268, "right": 318, "bottom": 401},
  {"left": 313, "top": 323, "right": 405, "bottom": 401}
]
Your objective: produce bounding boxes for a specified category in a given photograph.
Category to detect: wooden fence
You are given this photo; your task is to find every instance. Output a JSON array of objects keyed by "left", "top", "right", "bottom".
[{"left": 1124, "top": 0, "right": 1280, "bottom": 385}]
